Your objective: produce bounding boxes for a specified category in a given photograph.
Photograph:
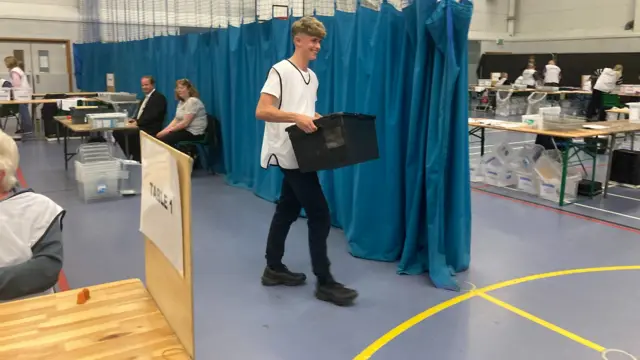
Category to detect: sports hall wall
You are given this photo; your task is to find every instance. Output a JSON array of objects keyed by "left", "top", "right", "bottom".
[{"left": 74, "top": 0, "right": 474, "bottom": 290}]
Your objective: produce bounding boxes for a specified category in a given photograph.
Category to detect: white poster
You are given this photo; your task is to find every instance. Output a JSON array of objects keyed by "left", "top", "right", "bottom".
[
  {"left": 106, "top": 73, "right": 115, "bottom": 87},
  {"left": 140, "top": 137, "right": 184, "bottom": 277}
]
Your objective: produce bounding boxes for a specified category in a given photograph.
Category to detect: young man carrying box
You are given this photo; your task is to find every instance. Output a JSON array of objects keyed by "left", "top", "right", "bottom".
[{"left": 255, "top": 16, "right": 358, "bottom": 306}]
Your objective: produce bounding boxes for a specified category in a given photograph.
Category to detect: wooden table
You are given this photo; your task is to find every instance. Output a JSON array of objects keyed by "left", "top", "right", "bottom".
[
  {"left": 0, "top": 279, "right": 190, "bottom": 359},
  {"left": 0, "top": 99, "right": 59, "bottom": 105},
  {"left": 468, "top": 118, "right": 640, "bottom": 205},
  {"left": 54, "top": 116, "right": 138, "bottom": 170},
  {"left": 32, "top": 92, "right": 98, "bottom": 98}
]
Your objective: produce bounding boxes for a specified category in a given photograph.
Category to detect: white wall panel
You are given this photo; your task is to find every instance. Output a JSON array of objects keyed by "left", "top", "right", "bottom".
[
  {"left": 515, "top": 0, "right": 634, "bottom": 38},
  {"left": 469, "top": 0, "right": 509, "bottom": 36}
]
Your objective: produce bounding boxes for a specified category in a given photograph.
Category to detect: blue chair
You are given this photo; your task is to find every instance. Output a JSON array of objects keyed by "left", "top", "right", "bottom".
[{"left": 177, "top": 114, "right": 218, "bottom": 173}]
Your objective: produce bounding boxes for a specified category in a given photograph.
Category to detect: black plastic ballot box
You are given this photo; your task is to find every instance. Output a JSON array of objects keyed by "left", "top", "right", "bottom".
[
  {"left": 286, "top": 112, "right": 379, "bottom": 173},
  {"left": 610, "top": 149, "right": 640, "bottom": 186}
]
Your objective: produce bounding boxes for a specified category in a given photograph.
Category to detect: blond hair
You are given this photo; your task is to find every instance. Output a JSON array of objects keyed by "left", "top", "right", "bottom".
[
  {"left": 614, "top": 64, "right": 623, "bottom": 73},
  {"left": 175, "top": 78, "right": 199, "bottom": 101},
  {"left": 0, "top": 130, "right": 19, "bottom": 192},
  {"left": 291, "top": 16, "right": 326, "bottom": 39},
  {"left": 4, "top": 56, "right": 18, "bottom": 70}
]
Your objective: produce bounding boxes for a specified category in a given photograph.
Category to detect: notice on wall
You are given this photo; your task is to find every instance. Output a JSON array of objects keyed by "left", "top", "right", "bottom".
[
  {"left": 106, "top": 73, "right": 115, "bottom": 88},
  {"left": 140, "top": 137, "right": 184, "bottom": 277}
]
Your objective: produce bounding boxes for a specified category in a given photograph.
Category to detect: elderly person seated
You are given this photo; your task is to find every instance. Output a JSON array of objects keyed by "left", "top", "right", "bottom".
[{"left": 0, "top": 130, "right": 64, "bottom": 301}]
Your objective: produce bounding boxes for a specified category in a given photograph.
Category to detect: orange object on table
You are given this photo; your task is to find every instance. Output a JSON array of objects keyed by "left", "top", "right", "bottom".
[{"left": 76, "top": 288, "right": 91, "bottom": 304}]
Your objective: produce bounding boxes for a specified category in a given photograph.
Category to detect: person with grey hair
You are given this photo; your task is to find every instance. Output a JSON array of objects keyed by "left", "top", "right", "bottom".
[{"left": 0, "top": 130, "right": 65, "bottom": 301}]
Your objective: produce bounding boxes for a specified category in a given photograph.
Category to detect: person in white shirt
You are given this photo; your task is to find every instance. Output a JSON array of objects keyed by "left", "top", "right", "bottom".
[
  {"left": 0, "top": 129, "right": 64, "bottom": 301},
  {"left": 496, "top": 73, "right": 510, "bottom": 86},
  {"left": 543, "top": 60, "right": 561, "bottom": 86},
  {"left": 255, "top": 16, "right": 358, "bottom": 306},
  {"left": 156, "top": 79, "right": 207, "bottom": 147},
  {"left": 3, "top": 56, "right": 32, "bottom": 135},
  {"left": 587, "top": 64, "right": 623, "bottom": 121},
  {"left": 521, "top": 63, "right": 538, "bottom": 88}
]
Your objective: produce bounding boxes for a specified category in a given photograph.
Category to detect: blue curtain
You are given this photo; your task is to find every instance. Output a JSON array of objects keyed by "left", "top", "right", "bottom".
[{"left": 73, "top": 0, "right": 473, "bottom": 289}]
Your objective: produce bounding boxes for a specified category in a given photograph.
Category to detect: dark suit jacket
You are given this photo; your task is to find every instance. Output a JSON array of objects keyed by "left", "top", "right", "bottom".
[{"left": 135, "top": 90, "right": 167, "bottom": 136}]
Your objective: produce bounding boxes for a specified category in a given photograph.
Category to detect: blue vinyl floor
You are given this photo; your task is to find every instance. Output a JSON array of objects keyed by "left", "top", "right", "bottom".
[{"left": 15, "top": 137, "right": 640, "bottom": 360}]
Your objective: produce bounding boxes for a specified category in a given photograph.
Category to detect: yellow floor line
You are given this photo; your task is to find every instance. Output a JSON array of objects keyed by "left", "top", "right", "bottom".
[
  {"left": 354, "top": 266, "right": 640, "bottom": 359},
  {"left": 352, "top": 292, "right": 477, "bottom": 360},
  {"left": 477, "top": 292, "right": 606, "bottom": 353}
]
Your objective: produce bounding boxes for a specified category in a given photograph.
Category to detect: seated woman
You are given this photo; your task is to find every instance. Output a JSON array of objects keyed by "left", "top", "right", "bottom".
[
  {"left": 156, "top": 79, "right": 207, "bottom": 146},
  {"left": 0, "top": 130, "right": 64, "bottom": 301}
]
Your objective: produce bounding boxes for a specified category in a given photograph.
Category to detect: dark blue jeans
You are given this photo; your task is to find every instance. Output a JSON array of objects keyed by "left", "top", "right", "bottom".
[
  {"left": 19, "top": 104, "right": 32, "bottom": 132},
  {"left": 265, "top": 169, "right": 333, "bottom": 283}
]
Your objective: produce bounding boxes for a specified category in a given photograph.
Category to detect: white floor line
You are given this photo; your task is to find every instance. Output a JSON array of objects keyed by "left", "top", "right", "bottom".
[
  {"left": 469, "top": 139, "right": 534, "bottom": 150},
  {"left": 573, "top": 203, "right": 640, "bottom": 221},
  {"left": 608, "top": 193, "right": 640, "bottom": 202}
]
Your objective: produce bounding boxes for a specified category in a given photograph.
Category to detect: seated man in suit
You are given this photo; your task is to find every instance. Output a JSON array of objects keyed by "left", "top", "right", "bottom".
[{"left": 113, "top": 76, "right": 167, "bottom": 162}]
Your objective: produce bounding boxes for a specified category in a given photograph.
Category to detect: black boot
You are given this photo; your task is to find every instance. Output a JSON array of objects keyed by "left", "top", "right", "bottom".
[
  {"left": 315, "top": 281, "right": 358, "bottom": 306},
  {"left": 261, "top": 266, "right": 307, "bottom": 286}
]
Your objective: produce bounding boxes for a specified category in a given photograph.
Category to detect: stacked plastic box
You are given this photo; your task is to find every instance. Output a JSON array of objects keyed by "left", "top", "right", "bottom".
[
  {"left": 0, "top": 88, "right": 10, "bottom": 101},
  {"left": 534, "top": 150, "right": 583, "bottom": 203},
  {"left": 482, "top": 143, "right": 517, "bottom": 187},
  {"left": 74, "top": 144, "right": 128, "bottom": 202},
  {"left": 511, "top": 144, "right": 545, "bottom": 195},
  {"left": 473, "top": 142, "right": 583, "bottom": 203}
]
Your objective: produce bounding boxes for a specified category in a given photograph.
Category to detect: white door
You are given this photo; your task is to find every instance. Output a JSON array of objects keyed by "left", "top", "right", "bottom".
[
  {"left": 0, "top": 42, "right": 35, "bottom": 88},
  {"left": 31, "top": 43, "right": 70, "bottom": 94}
]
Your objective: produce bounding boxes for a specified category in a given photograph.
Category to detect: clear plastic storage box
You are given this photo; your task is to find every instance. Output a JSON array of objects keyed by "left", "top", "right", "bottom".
[
  {"left": 482, "top": 154, "right": 517, "bottom": 187},
  {"left": 534, "top": 150, "right": 583, "bottom": 203},
  {"left": 75, "top": 160, "right": 126, "bottom": 202},
  {"left": 510, "top": 144, "right": 545, "bottom": 195}
]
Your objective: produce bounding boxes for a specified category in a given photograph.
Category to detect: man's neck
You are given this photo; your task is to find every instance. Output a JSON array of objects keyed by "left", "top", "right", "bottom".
[{"left": 289, "top": 53, "right": 309, "bottom": 71}]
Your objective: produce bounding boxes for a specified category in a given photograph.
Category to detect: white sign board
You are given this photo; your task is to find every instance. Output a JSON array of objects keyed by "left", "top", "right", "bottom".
[
  {"left": 106, "top": 73, "right": 115, "bottom": 87},
  {"left": 140, "top": 137, "right": 184, "bottom": 277}
]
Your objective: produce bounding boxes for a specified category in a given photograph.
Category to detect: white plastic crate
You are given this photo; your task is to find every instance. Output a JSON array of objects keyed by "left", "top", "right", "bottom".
[
  {"left": 0, "top": 88, "right": 10, "bottom": 101},
  {"left": 511, "top": 144, "right": 545, "bottom": 195},
  {"left": 534, "top": 151, "right": 583, "bottom": 203},
  {"left": 515, "top": 172, "right": 540, "bottom": 195},
  {"left": 12, "top": 89, "right": 31, "bottom": 101},
  {"left": 86, "top": 112, "right": 128, "bottom": 129},
  {"left": 483, "top": 155, "right": 517, "bottom": 187},
  {"left": 538, "top": 171, "right": 582, "bottom": 203},
  {"left": 470, "top": 159, "right": 484, "bottom": 183},
  {"left": 627, "top": 102, "right": 640, "bottom": 123}
]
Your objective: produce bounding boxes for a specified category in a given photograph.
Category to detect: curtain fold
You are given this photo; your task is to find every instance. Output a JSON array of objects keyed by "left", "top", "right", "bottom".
[{"left": 73, "top": 0, "right": 473, "bottom": 290}]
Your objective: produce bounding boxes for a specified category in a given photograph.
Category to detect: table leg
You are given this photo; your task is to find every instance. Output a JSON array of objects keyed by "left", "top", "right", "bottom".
[
  {"left": 64, "top": 126, "right": 69, "bottom": 170},
  {"left": 125, "top": 134, "right": 130, "bottom": 159},
  {"left": 589, "top": 144, "right": 597, "bottom": 199},
  {"left": 558, "top": 146, "right": 569, "bottom": 206},
  {"left": 603, "top": 134, "right": 617, "bottom": 199},
  {"left": 480, "top": 127, "right": 486, "bottom": 156}
]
